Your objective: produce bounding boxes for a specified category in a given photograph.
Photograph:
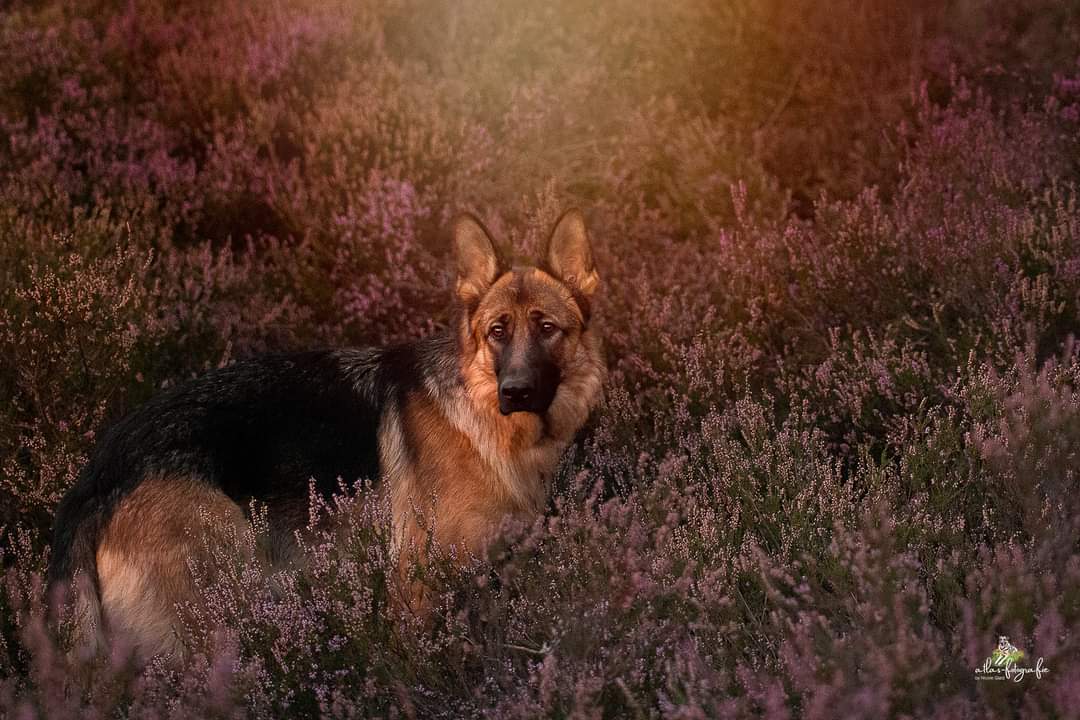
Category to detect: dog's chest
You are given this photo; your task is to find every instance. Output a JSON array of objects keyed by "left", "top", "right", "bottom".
[{"left": 378, "top": 392, "right": 563, "bottom": 555}]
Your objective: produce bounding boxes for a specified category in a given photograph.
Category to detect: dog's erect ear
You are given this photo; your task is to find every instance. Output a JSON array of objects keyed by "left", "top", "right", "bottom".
[
  {"left": 546, "top": 208, "right": 598, "bottom": 297},
  {"left": 453, "top": 213, "right": 501, "bottom": 306}
]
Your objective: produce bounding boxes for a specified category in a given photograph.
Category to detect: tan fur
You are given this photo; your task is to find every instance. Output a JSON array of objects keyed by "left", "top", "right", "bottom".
[
  {"left": 96, "top": 475, "right": 249, "bottom": 658},
  {"left": 383, "top": 267, "right": 605, "bottom": 573}
]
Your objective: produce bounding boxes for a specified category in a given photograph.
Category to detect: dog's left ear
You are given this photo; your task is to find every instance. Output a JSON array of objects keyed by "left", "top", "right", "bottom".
[
  {"left": 453, "top": 213, "right": 502, "bottom": 307},
  {"left": 546, "top": 208, "right": 599, "bottom": 298}
]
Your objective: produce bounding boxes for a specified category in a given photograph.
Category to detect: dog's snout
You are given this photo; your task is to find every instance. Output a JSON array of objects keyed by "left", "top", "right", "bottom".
[
  {"left": 500, "top": 379, "right": 534, "bottom": 403},
  {"left": 498, "top": 373, "right": 540, "bottom": 414}
]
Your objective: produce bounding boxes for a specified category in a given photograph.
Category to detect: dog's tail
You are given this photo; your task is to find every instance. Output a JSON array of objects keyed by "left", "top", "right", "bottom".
[{"left": 46, "top": 480, "right": 108, "bottom": 651}]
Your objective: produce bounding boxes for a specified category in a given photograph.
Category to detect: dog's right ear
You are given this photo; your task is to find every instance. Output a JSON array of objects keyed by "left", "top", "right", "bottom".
[{"left": 452, "top": 213, "right": 501, "bottom": 307}]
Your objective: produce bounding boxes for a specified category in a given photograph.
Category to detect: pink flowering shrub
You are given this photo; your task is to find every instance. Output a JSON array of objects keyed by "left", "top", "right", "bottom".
[{"left": 2, "top": 0, "right": 1080, "bottom": 716}]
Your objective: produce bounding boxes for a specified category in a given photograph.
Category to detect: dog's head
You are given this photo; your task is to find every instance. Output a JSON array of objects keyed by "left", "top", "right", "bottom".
[{"left": 452, "top": 209, "right": 600, "bottom": 416}]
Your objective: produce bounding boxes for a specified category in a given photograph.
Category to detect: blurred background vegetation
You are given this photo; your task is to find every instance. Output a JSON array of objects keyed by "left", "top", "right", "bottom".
[{"left": 2, "top": 0, "right": 1080, "bottom": 716}]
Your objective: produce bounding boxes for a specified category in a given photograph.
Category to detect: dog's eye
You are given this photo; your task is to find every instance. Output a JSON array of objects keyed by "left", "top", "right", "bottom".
[
  {"left": 489, "top": 324, "right": 506, "bottom": 341},
  {"left": 540, "top": 321, "right": 559, "bottom": 336}
]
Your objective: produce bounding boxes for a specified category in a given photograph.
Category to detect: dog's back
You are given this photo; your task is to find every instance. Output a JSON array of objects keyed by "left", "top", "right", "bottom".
[{"left": 47, "top": 348, "right": 399, "bottom": 654}]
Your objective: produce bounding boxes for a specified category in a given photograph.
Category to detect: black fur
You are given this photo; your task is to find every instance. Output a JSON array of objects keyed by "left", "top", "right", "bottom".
[
  {"left": 493, "top": 322, "right": 561, "bottom": 415},
  {"left": 46, "top": 331, "right": 460, "bottom": 596}
]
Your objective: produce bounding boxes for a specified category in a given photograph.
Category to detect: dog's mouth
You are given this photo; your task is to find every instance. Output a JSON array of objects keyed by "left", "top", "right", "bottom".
[{"left": 498, "top": 397, "right": 546, "bottom": 416}]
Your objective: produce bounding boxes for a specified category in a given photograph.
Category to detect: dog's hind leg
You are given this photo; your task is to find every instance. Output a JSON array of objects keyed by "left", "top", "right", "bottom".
[{"left": 95, "top": 474, "right": 249, "bottom": 659}]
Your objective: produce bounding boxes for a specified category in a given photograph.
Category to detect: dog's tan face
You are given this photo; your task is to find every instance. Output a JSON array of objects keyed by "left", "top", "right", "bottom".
[{"left": 453, "top": 210, "right": 599, "bottom": 416}]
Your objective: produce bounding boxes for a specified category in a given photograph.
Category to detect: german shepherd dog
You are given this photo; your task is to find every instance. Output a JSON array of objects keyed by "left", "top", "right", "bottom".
[{"left": 47, "top": 209, "right": 605, "bottom": 657}]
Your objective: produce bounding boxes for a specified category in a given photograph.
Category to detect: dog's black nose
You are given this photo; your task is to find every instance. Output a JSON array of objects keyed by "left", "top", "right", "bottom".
[
  {"left": 498, "top": 368, "right": 557, "bottom": 415},
  {"left": 500, "top": 381, "right": 534, "bottom": 405}
]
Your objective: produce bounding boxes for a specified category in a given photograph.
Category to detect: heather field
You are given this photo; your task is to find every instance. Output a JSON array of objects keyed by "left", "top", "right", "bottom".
[{"left": 3, "top": 0, "right": 1080, "bottom": 717}]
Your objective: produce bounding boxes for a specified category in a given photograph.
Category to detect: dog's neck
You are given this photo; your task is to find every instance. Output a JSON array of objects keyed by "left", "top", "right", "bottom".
[{"left": 403, "top": 326, "right": 603, "bottom": 512}]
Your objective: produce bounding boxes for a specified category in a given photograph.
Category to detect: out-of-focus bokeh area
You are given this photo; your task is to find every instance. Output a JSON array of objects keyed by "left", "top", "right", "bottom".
[{"left": 2, "top": 0, "right": 1080, "bottom": 716}]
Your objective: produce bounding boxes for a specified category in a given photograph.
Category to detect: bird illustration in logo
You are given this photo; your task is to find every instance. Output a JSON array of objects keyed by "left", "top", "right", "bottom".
[{"left": 992, "top": 636, "right": 1025, "bottom": 666}]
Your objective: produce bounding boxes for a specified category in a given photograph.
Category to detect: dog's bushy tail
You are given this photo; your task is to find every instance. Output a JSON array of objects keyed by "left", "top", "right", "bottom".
[{"left": 46, "top": 483, "right": 108, "bottom": 651}]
